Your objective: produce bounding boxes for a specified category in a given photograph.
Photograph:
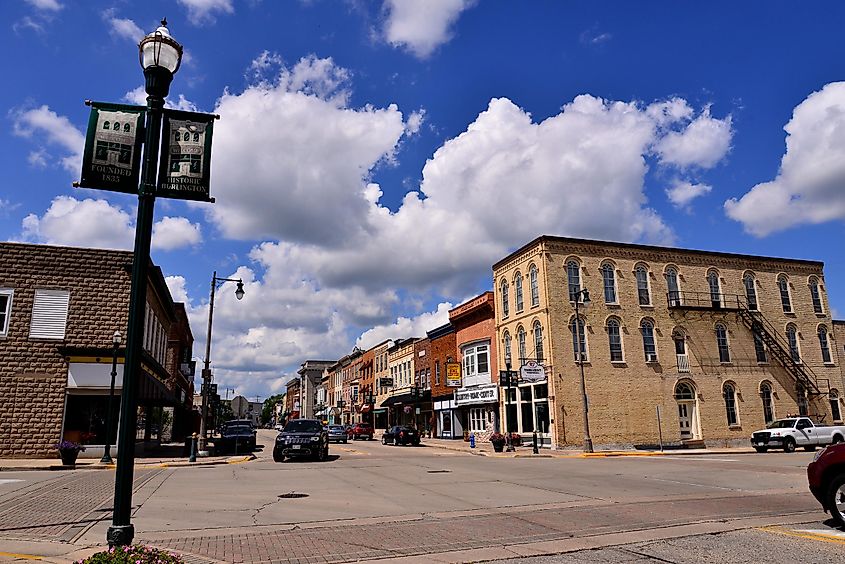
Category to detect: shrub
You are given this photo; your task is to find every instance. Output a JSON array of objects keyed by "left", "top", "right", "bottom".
[{"left": 78, "top": 545, "right": 183, "bottom": 564}]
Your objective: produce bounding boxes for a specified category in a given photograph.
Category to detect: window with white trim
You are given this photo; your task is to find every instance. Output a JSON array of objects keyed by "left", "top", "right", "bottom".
[
  {"left": 715, "top": 323, "right": 730, "bottom": 363},
  {"left": 787, "top": 324, "right": 800, "bottom": 363},
  {"left": 0, "top": 289, "right": 13, "bottom": 337},
  {"left": 567, "top": 261, "right": 581, "bottom": 302},
  {"left": 810, "top": 278, "right": 823, "bottom": 314},
  {"left": 469, "top": 407, "right": 488, "bottom": 433},
  {"left": 607, "top": 318, "right": 623, "bottom": 362},
  {"left": 761, "top": 382, "right": 775, "bottom": 424},
  {"left": 514, "top": 272, "right": 524, "bottom": 312},
  {"left": 501, "top": 279, "right": 509, "bottom": 318},
  {"left": 29, "top": 289, "right": 70, "bottom": 340},
  {"left": 504, "top": 382, "right": 549, "bottom": 435},
  {"left": 778, "top": 275, "right": 792, "bottom": 313},
  {"left": 602, "top": 263, "right": 617, "bottom": 304},
  {"left": 708, "top": 270, "right": 722, "bottom": 308},
  {"left": 641, "top": 320, "right": 657, "bottom": 361},
  {"left": 665, "top": 267, "right": 680, "bottom": 306},
  {"left": 570, "top": 317, "right": 586, "bottom": 362},
  {"left": 819, "top": 326, "right": 832, "bottom": 363},
  {"left": 462, "top": 342, "right": 490, "bottom": 387},
  {"left": 636, "top": 265, "right": 651, "bottom": 306},
  {"left": 723, "top": 382, "right": 739, "bottom": 426},
  {"left": 533, "top": 321, "right": 544, "bottom": 363},
  {"left": 517, "top": 326, "right": 526, "bottom": 362},
  {"left": 529, "top": 265, "right": 539, "bottom": 307},
  {"left": 744, "top": 274, "right": 758, "bottom": 310},
  {"left": 503, "top": 330, "right": 512, "bottom": 363},
  {"left": 830, "top": 390, "right": 842, "bottom": 422}
]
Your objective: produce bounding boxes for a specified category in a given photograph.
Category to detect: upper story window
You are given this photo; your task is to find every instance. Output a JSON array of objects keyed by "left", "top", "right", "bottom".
[
  {"left": 567, "top": 260, "right": 581, "bottom": 302},
  {"left": 533, "top": 321, "right": 544, "bottom": 363},
  {"left": 29, "top": 289, "right": 70, "bottom": 340},
  {"left": 517, "top": 326, "right": 527, "bottom": 362},
  {"left": 753, "top": 326, "right": 768, "bottom": 363},
  {"left": 707, "top": 270, "right": 722, "bottom": 308},
  {"left": 760, "top": 382, "right": 775, "bottom": 424},
  {"left": 529, "top": 265, "right": 539, "bottom": 307},
  {"left": 665, "top": 267, "right": 680, "bottom": 306},
  {"left": 462, "top": 342, "right": 490, "bottom": 387},
  {"left": 715, "top": 323, "right": 730, "bottom": 363},
  {"left": 641, "top": 320, "right": 657, "bottom": 361},
  {"left": 514, "top": 272, "right": 524, "bottom": 312},
  {"left": 786, "top": 324, "right": 800, "bottom": 363},
  {"left": 500, "top": 279, "right": 509, "bottom": 318},
  {"left": 830, "top": 390, "right": 842, "bottom": 423},
  {"left": 602, "top": 263, "right": 617, "bottom": 304},
  {"left": 0, "top": 289, "right": 13, "bottom": 337},
  {"left": 503, "top": 330, "right": 512, "bottom": 363},
  {"left": 778, "top": 275, "right": 792, "bottom": 313},
  {"left": 819, "top": 326, "right": 832, "bottom": 363},
  {"left": 744, "top": 273, "right": 758, "bottom": 311},
  {"left": 607, "top": 318, "right": 623, "bottom": 362},
  {"left": 809, "top": 277, "right": 823, "bottom": 314},
  {"left": 635, "top": 265, "right": 651, "bottom": 306},
  {"left": 434, "top": 361, "right": 440, "bottom": 386},
  {"left": 723, "top": 382, "right": 739, "bottom": 426}
]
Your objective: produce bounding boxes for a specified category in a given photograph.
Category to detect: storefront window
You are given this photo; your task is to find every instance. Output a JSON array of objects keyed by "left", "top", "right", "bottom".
[
  {"left": 505, "top": 382, "right": 549, "bottom": 436},
  {"left": 63, "top": 394, "right": 119, "bottom": 444},
  {"left": 470, "top": 407, "right": 486, "bottom": 432}
]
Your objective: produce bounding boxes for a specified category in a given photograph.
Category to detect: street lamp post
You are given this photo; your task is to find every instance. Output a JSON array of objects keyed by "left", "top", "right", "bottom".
[
  {"left": 107, "top": 20, "right": 183, "bottom": 548},
  {"left": 573, "top": 288, "right": 593, "bottom": 453},
  {"left": 504, "top": 354, "right": 515, "bottom": 452},
  {"left": 100, "top": 331, "right": 122, "bottom": 464},
  {"left": 199, "top": 271, "right": 244, "bottom": 456}
]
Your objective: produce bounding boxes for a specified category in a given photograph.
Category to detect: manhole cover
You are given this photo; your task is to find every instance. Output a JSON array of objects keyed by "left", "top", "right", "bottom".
[
  {"left": 278, "top": 492, "right": 309, "bottom": 499},
  {"left": 426, "top": 470, "right": 451, "bottom": 474}
]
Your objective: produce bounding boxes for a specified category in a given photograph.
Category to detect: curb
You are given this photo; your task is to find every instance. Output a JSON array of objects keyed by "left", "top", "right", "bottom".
[{"left": 0, "top": 454, "right": 256, "bottom": 472}]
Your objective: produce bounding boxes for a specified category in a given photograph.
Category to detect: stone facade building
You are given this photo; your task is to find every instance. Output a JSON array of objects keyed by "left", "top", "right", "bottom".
[
  {"left": 296, "top": 360, "right": 333, "bottom": 420},
  {"left": 493, "top": 236, "right": 843, "bottom": 449},
  {"left": 0, "top": 242, "right": 194, "bottom": 458}
]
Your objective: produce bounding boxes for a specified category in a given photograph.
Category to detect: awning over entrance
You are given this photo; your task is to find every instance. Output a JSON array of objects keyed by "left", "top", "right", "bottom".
[{"left": 380, "top": 389, "right": 432, "bottom": 407}]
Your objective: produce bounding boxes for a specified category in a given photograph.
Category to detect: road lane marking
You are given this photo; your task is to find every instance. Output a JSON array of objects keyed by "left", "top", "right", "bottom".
[
  {"left": 758, "top": 525, "right": 845, "bottom": 546},
  {"left": 0, "top": 479, "right": 23, "bottom": 485}
]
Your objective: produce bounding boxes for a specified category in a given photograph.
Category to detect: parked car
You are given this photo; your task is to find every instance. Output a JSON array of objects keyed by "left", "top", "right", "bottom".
[
  {"left": 344, "top": 424, "right": 354, "bottom": 439},
  {"left": 351, "top": 423, "right": 374, "bottom": 440},
  {"left": 274, "top": 419, "right": 329, "bottom": 462},
  {"left": 381, "top": 425, "right": 420, "bottom": 446},
  {"left": 751, "top": 417, "right": 845, "bottom": 453},
  {"left": 327, "top": 425, "right": 348, "bottom": 443},
  {"left": 807, "top": 443, "right": 845, "bottom": 526},
  {"left": 216, "top": 424, "right": 255, "bottom": 453}
]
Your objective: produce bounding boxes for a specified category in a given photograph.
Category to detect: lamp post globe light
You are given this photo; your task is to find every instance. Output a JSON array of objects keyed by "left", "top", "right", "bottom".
[
  {"left": 199, "top": 272, "right": 245, "bottom": 456},
  {"left": 99, "top": 331, "right": 121, "bottom": 465},
  {"left": 108, "top": 19, "right": 183, "bottom": 547},
  {"left": 573, "top": 287, "right": 593, "bottom": 453}
]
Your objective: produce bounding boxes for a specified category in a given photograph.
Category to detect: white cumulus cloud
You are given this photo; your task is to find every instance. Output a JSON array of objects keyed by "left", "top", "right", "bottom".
[
  {"left": 654, "top": 106, "right": 732, "bottom": 169},
  {"left": 25, "top": 0, "right": 62, "bottom": 11},
  {"left": 382, "top": 0, "right": 475, "bottom": 58},
  {"left": 177, "top": 0, "right": 234, "bottom": 25},
  {"left": 357, "top": 302, "right": 453, "bottom": 350},
  {"left": 102, "top": 10, "right": 143, "bottom": 43},
  {"left": 725, "top": 81, "right": 845, "bottom": 236},
  {"left": 152, "top": 216, "right": 203, "bottom": 251},
  {"left": 11, "top": 105, "right": 84, "bottom": 173},
  {"left": 666, "top": 180, "right": 712, "bottom": 210},
  {"left": 123, "top": 86, "right": 199, "bottom": 112}
]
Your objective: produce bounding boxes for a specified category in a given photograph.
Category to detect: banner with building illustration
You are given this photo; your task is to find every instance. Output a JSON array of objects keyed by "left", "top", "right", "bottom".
[
  {"left": 78, "top": 102, "right": 145, "bottom": 194},
  {"left": 157, "top": 109, "right": 215, "bottom": 202}
]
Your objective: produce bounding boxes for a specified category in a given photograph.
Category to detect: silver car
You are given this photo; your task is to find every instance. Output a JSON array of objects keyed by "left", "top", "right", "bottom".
[{"left": 327, "top": 425, "right": 348, "bottom": 444}]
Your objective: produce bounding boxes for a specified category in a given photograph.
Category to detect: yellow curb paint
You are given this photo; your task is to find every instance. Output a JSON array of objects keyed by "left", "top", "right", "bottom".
[
  {"left": 757, "top": 525, "right": 845, "bottom": 546},
  {"left": 0, "top": 551, "right": 43, "bottom": 560}
]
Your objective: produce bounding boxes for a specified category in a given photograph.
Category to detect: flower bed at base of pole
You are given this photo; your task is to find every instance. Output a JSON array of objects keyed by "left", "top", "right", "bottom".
[{"left": 78, "top": 545, "right": 183, "bottom": 563}]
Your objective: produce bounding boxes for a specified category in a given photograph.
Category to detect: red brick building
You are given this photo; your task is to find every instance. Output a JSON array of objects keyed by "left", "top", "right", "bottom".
[{"left": 427, "top": 323, "right": 457, "bottom": 438}]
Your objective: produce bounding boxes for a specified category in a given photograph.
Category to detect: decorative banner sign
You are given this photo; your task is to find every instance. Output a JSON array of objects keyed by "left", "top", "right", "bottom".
[
  {"left": 454, "top": 385, "right": 498, "bottom": 406},
  {"left": 520, "top": 360, "right": 546, "bottom": 383},
  {"left": 446, "top": 362, "right": 462, "bottom": 387},
  {"left": 78, "top": 102, "right": 145, "bottom": 194},
  {"left": 157, "top": 109, "right": 216, "bottom": 202}
]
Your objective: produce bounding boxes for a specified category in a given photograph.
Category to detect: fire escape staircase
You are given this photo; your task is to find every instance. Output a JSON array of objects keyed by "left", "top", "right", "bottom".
[{"left": 667, "top": 292, "right": 830, "bottom": 398}]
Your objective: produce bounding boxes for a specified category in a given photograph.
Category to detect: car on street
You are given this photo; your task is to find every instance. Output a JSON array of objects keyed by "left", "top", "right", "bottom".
[
  {"left": 751, "top": 417, "right": 845, "bottom": 453},
  {"left": 274, "top": 419, "right": 329, "bottom": 462},
  {"left": 381, "top": 425, "right": 420, "bottom": 446},
  {"left": 807, "top": 442, "right": 845, "bottom": 526},
  {"left": 327, "top": 425, "right": 348, "bottom": 443},
  {"left": 351, "top": 422, "right": 374, "bottom": 440},
  {"left": 216, "top": 424, "right": 255, "bottom": 453}
]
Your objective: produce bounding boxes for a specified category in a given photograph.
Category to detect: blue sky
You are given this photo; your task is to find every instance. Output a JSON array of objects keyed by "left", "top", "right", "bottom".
[{"left": 3, "top": 1, "right": 845, "bottom": 399}]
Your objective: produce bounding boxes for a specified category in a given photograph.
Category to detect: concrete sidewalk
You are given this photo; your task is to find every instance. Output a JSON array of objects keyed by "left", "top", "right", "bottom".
[
  {"left": 421, "top": 437, "right": 759, "bottom": 457},
  {"left": 0, "top": 453, "right": 255, "bottom": 472}
]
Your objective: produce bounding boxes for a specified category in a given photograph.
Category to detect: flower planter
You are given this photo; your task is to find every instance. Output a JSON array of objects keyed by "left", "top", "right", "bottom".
[
  {"left": 59, "top": 449, "right": 79, "bottom": 466},
  {"left": 491, "top": 442, "right": 505, "bottom": 452}
]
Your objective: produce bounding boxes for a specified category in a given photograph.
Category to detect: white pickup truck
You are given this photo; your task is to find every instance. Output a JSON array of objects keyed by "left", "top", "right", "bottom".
[{"left": 751, "top": 417, "right": 845, "bottom": 453}]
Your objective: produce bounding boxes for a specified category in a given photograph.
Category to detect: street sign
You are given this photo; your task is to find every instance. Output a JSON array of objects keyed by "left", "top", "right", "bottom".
[
  {"left": 157, "top": 109, "right": 216, "bottom": 202},
  {"left": 446, "top": 362, "right": 461, "bottom": 387},
  {"left": 520, "top": 361, "right": 545, "bottom": 383},
  {"left": 78, "top": 102, "right": 145, "bottom": 194},
  {"left": 499, "top": 370, "right": 517, "bottom": 387},
  {"left": 209, "top": 383, "right": 217, "bottom": 395}
]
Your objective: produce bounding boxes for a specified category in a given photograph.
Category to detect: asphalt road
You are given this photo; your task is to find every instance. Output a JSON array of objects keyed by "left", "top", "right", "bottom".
[{"left": 0, "top": 430, "right": 842, "bottom": 563}]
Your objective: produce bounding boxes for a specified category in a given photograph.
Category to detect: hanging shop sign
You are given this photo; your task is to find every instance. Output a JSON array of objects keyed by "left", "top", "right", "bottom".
[
  {"left": 520, "top": 360, "right": 546, "bottom": 383},
  {"left": 454, "top": 385, "right": 498, "bottom": 406},
  {"left": 157, "top": 109, "right": 216, "bottom": 202},
  {"left": 378, "top": 377, "right": 394, "bottom": 388},
  {"left": 446, "top": 362, "right": 462, "bottom": 387},
  {"left": 78, "top": 102, "right": 145, "bottom": 194}
]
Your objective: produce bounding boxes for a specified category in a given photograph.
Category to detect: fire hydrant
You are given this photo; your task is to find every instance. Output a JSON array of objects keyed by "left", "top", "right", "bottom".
[
  {"left": 189, "top": 432, "right": 198, "bottom": 463},
  {"left": 469, "top": 433, "right": 476, "bottom": 449}
]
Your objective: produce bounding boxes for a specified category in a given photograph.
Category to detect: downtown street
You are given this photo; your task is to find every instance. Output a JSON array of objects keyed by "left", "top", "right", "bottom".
[{"left": 0, "top": 431, "right": 842, "bottom": 563}]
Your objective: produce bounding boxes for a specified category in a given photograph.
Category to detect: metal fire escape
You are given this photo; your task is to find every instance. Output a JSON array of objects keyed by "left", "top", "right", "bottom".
[{"left": 667, "top": 291, "right": 830, "bottom": 399}]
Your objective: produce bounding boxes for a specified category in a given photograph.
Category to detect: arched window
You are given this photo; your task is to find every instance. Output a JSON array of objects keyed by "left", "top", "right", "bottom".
[
  {"left": 123, "top": 123, "right": 131, "bottom": 133},
  {"left": 514, "top": 272, "right": 524, "bottom": 312},
  {"left": 567, "top": 261, "right": 581, "bottom": 302},
  {"left": 183, "top": 131, "right": 190, "bottom": 141},
  {"left": 666, "top": 267, "right": 680, "bottom": 307},
  {"left": 744, "top": 273, "right": 758, "bottom": 311},
  {"left": 175, "top": 132, "right": 181, "bottom": 141},
  {"left": 636, "top": 265, "right": 651, "bottom": 305},
  {"left": 708, "top": 270, "right": 722, "bottom": 308},
  {"left": 675, "top": 381, "right": 695, "bottom": 400},
  {"left": 607, "top": 318, "right": 623, "bottom": 362},
  {"left": 503, "top": 331, "right": 512, "bottom": 364},
  {"left": 778, "top": 275, "right": 792, "bottom": 313},
  {"left": 529, "top": 265, "right": 539, "bottom": 307},
  {"left": 517, "top": 326, "right": 526, "bottom": 363},
  {"left": 723, "top": 383, "right": 738, "bottom": 426},
  {"left": 601, "top": 263, "right": 617, "bottom": 304},
  {"left": 193, "top": 132, "right": 200, "bottom": 142},
  {"left": 113, "top": 122, "right": 120, "bottom": 131},
  {"left": 760, "top": 382, "right": 775, "bottom": 424},
  {"left": 819, "top": 326, "right": 832, "bottom": 363},
  {"left": 641, "top": 320, "right": 657, "bottom": 361},
  {"left": 753, "top": 326, "right": 767, "bottom": 363},
  {"left": 102, "top": 121, "right": 110, "bottom": 130},
  {"left": 786, "top": 324, "right": 800, "bottom": 363},
  {"left": 830, "top": 390, "right": 842, "bottom": 422},
  {"left": 797, "top": 384, "right": 809, "bottom": 416},
  {"left": 715, "top": 323, "right": 730, "bottom": 363},
  {"left": 570, "top": 317, "right": 586, "bottom": 362},
  {"left": 500, "top": 279, "right": 509, "bottom": 318},
  {"left": 533, "top": 321, "right": 544, "bottom": 362},
  {"left": 809, "top": 277, "right": 823, "bottom": 314}
]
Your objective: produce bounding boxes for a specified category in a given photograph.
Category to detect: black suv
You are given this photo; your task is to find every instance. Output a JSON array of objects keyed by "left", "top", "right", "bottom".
[{"left": 274, "top": 419, "right": 329, "bottom": 462}]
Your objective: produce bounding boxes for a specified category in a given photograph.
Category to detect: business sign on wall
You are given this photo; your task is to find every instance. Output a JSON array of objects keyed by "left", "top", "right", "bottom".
[
  {"left": 520, "top": 361, "right": 546, "bottom": 383},
  {"left": 378, "top": 377, "right": 394, "bottom": 388},
  {"left": 446, "top": 362, "right": 462, "bottom": 387},
  {"left": 78, "top": 102, "right": 145, "bottom": 194},
  {"left": 454, "top": 385, "right": 498, "bottom": 406}
]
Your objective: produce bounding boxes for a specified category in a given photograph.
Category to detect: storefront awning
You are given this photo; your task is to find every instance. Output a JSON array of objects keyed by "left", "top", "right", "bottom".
[{"left": 380, "top": 389, "right": 431, "bottom": 407}]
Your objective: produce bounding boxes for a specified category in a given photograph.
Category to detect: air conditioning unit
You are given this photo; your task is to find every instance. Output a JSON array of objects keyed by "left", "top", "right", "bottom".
[
  {"left": 574, "top": 352, "right": 587, "bottom": 362},
  {"left": 646, "top": 353, "right": 658, "bottom": 363}
]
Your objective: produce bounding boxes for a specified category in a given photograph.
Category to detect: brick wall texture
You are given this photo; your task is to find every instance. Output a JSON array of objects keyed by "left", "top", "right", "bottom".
[{"left": 493, "top": 236, "right": 844, "bottom": 449}]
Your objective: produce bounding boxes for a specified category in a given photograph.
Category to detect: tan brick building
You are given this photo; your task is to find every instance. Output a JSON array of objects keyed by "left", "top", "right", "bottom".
[
  {"left": 0, "top": 242, "right": 194, "bottom": 458},
  {"left": 493, "top": 236, "right": 843, "bottom": 450},
  {"left": 371, "top": 339, "right": 392, "bottom": 429}
]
